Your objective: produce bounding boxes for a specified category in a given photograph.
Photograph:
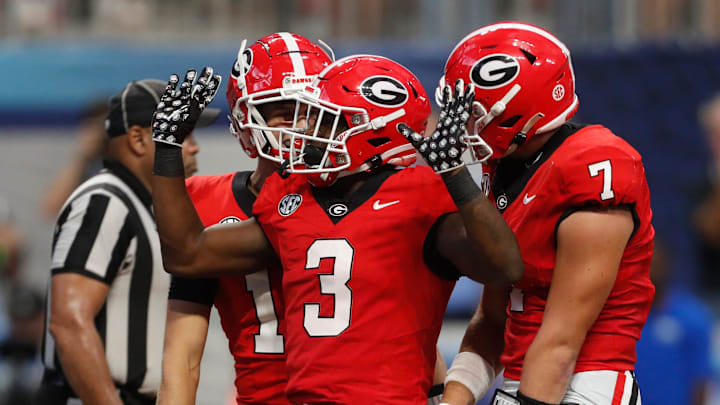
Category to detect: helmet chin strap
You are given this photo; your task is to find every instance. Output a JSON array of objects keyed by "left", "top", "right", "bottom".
[
  {"left": 464, "top": 84, "right": 521, "bottom": 163},
  {"left": 511, "top": 112, "right": 545, "bottom": 148},
  {"left": 474, "top": 84, "right": 521, "bottom": 134}
]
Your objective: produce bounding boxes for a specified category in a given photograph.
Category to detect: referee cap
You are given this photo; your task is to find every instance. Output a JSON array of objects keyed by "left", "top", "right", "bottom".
[{"left": 105, "top": 79, "right": 221, "bottom": 137}]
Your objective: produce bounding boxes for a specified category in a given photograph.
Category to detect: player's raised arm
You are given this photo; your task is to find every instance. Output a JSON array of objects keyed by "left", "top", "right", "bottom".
[
  {"left": 152, "top": 68, "right": 276, "bottom": 277},
  {"left": 399, "top": 79, "right": 523, "bottom": 284}
]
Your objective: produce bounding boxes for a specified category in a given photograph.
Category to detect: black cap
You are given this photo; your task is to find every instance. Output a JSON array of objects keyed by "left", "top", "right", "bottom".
[{"left": 105, "top": 78, "right": 221, "bottom": 137}]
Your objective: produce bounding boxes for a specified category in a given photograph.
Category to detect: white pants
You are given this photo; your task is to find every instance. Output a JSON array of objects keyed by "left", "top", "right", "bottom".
[{"left": 501, "top": 370, "right": 641, "bottom": 405}]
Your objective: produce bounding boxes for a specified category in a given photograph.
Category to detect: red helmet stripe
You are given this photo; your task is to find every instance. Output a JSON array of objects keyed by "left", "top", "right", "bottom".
[{"left": 279, "top": 32, "right": 306, "bottom": 76}]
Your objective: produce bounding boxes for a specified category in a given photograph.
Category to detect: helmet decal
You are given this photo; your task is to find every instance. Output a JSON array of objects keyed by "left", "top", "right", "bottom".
[
  {"left": 360, "top": 76, "right": 409, "bottom": 107},
  {"left": 470, "top": 54, "right": 520, "bottom": 89},
  {"left": 231, "top": 49, "right": 253, "bottom": 78}
]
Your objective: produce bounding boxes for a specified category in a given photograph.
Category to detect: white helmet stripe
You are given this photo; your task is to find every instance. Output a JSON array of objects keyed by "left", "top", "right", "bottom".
[{"left": 279, "top": 32, "right": 306, "bottom": 76}]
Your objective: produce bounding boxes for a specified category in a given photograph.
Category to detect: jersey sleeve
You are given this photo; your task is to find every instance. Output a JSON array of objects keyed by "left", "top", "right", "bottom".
[
  {"left": 185, "top": 175, "right": 205, "bottom": 205},
  {"left": 51, "top": 191, "right": 132, "bottom": 285},
  {"left": 168, "top": 276, "right": 219, "bottom": 306},
  {"left": 557, "top": 144, "right": 643, "bottom": 208},
  {"left": 553, "top": 143, "right": 646, "bottom": 238},
  {"left": 251, "top": 173, "right": 282, "bottom": 252}
]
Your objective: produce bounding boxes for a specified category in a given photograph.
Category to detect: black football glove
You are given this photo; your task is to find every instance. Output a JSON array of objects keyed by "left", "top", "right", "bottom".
[
  {"left": 152, "top": 67, "right": 222, "bottom": 147},
  {"left": 397, "top": 79, "right": 474, "bottom": 174}
]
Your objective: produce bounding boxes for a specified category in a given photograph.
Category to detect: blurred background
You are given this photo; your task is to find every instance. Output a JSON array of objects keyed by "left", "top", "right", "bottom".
[{"left": 2, "top": 0, "right": 720, "bottom": 404}]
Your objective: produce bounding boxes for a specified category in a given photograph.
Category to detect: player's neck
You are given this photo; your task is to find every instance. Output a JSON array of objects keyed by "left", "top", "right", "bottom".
[
  {"left": 248, "top": 158, "right": 277, "bottom": 196},
  {"left": 505, "top": 130, "right": 556, "bottom": 160},
  {"left": 321, "top": 169, "right": 377, "bottom": 198}
]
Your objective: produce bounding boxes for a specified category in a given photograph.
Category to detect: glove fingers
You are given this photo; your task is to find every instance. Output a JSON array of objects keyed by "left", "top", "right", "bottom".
[
  {"left": 396, "top": 123, "right": 424, "bottom": 146},
  {"left": 182, "top": 69, "right": 197, "bottom": 86},
  {"left": 161, "top": 74, "right": 180, "bottom": 102},
  {"left": 464, "top": 84, "right": 475, "bottom": 113},
  {"left": 453, "top": 79, "right": 465, "bottom": 111},
  {"left": 459, "top": 83, "right": 474, "bottom": 125},
  {"left": 203, "top": 74, "right": 222, "bottom": 106},
  {"left": 442, "top": 84, "right": 451, "bottom": 111},
  {"left": 191, "top": 66, "right": 213, "bottom": 102}
]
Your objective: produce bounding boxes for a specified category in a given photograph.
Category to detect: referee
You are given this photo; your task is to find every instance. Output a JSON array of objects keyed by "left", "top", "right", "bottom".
[{"left": 37, "top": 79, "right": 219, "bottom": 405}]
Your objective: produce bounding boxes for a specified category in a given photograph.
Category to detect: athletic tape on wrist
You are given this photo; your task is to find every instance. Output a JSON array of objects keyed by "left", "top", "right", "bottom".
[
  {"left": 442, "top": 166, "right": 483, "bottom": 207},
  {"left": 444, "top": 351, "right": 495, "bottom": 403},
  {"left": 153, "top": 142, "right": 185, "bottom": 177}
]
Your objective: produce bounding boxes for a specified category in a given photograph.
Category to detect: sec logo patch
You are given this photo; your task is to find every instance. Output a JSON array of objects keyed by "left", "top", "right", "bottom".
[{"left": 278, "top": 194, "right": 302, "bottom": 216}]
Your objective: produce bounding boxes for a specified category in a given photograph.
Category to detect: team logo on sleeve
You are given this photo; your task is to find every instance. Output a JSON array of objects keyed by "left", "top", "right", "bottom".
[
  {"left": 278, "top": 194, "right": 303, "bottom": 216},
  {"left": 360, "top": 76, "right": 408, "bottom": 107},
  {"left": 470, "top": 54, "right": 520, "bottom": 89},
  {"left": 220, "top": 216, "right": 241, "bottom": 224}
]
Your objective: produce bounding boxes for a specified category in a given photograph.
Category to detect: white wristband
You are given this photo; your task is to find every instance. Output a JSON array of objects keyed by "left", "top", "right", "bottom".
[{"left": 444, "top": 351, "right": 496, "bottom": 403}]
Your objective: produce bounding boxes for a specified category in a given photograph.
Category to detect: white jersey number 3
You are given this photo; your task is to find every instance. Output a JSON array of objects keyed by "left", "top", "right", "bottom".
[
  {"left": 304, "top": 239, "right": 354, "bottom": 337},
  {"left": 588, "top": 160, "right": 615, "bottom": 200}
]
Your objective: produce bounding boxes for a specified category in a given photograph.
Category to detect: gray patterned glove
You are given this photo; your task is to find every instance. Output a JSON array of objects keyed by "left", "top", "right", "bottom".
[
  {"left": 397, "top": 79, "right": 474, "bottom": 174},
  {"left": 152, "top": 67, "right": 222, "bottom": 147}
]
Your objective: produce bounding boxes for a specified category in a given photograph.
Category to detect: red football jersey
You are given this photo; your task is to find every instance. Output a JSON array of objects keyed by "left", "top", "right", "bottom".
[
  {"left": 490, "top": 124, "right": 655, "bottom": 380},
  {"left": 253, "top": 166, "right": 457, "bottom": 405},
  {"left": 171, "top": 172, "right": 290, "bottom": 405}
]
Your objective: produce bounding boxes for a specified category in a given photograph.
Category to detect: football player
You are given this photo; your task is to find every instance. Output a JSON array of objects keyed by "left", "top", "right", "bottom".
[
  {"left": 150, "top": 55, "right": 523, "bottom": 405},
  {"left": 156, "top": 33, "right": 331, "bottom": 405},
  {"left": 432, "top": 22, "right": 655, "bottom": 405}
]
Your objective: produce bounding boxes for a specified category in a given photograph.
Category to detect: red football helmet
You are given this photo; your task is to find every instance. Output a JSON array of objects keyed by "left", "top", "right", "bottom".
[
  {"left": 226, "top": 32, "right": 333, "bottom": 163},
  {"left": 440, "top": 22, "right": 579, "bottom": 162},
  {"left": 278, "top": 55, "right": 430, "bottom": 186}
]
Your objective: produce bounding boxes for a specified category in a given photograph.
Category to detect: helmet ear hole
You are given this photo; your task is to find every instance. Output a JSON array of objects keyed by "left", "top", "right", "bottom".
[
  {"left": 367, "top": 137, "right": 391, "bottom": 147},
  {"left": 520, "top": 48, "right": 537, "bottom": 65},
  {"left": 408, "top": 82, "right": 419, "bottom": 99},
  {"left": 499, "top": 115, "right": 522, "bottom": 128}
]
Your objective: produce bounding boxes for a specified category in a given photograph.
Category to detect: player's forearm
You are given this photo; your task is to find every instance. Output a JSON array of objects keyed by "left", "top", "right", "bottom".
[
  {"left": 443, "top": 301, "right": 506, "bottom": 405},
  {"left": 51, "top": 320, "right": 123, "bottom": 405},
  {"left": 153, "top": 144, "right": 207, "bottom": 275},
  {"left": 157, "top": 355, "right": 201, "bottom": 405},
  {"left": 518, "top": 332, "right": 582, "bottom": 403},
  {"left": 442, "top": 168, "right": 524, "bottom": 284},
  {"left": 441, "top": 381, "right": 476, "bottom": 405},
  {"left": 459, "top": 311, "right": 505, "bottom": 374},
  {"left": 158, "top": 302, "right": 209, "bottom": 405}
]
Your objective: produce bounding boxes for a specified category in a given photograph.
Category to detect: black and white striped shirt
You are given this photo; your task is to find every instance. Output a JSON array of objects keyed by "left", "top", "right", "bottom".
[{"left": 42, "top": 160, "right": 169, "bottom": 397}]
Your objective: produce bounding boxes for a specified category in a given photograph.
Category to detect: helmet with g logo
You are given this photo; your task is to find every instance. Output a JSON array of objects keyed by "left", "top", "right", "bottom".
[{"left": 440, "top": 22, "right": 579, "bottom": 162}]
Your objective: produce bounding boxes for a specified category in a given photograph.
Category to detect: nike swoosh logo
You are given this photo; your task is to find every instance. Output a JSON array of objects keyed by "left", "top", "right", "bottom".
[
  {"left": 523, "top": 193, "right": 536, "bottom": 205},
  {"left": 373, "top": 200, "right": 400, "bottom": 210}
]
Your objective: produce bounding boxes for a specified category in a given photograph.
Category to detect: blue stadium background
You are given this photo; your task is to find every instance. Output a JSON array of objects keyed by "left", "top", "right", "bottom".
[{"left": 1, "top": 41, "right": 713, "bottom": 294}]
